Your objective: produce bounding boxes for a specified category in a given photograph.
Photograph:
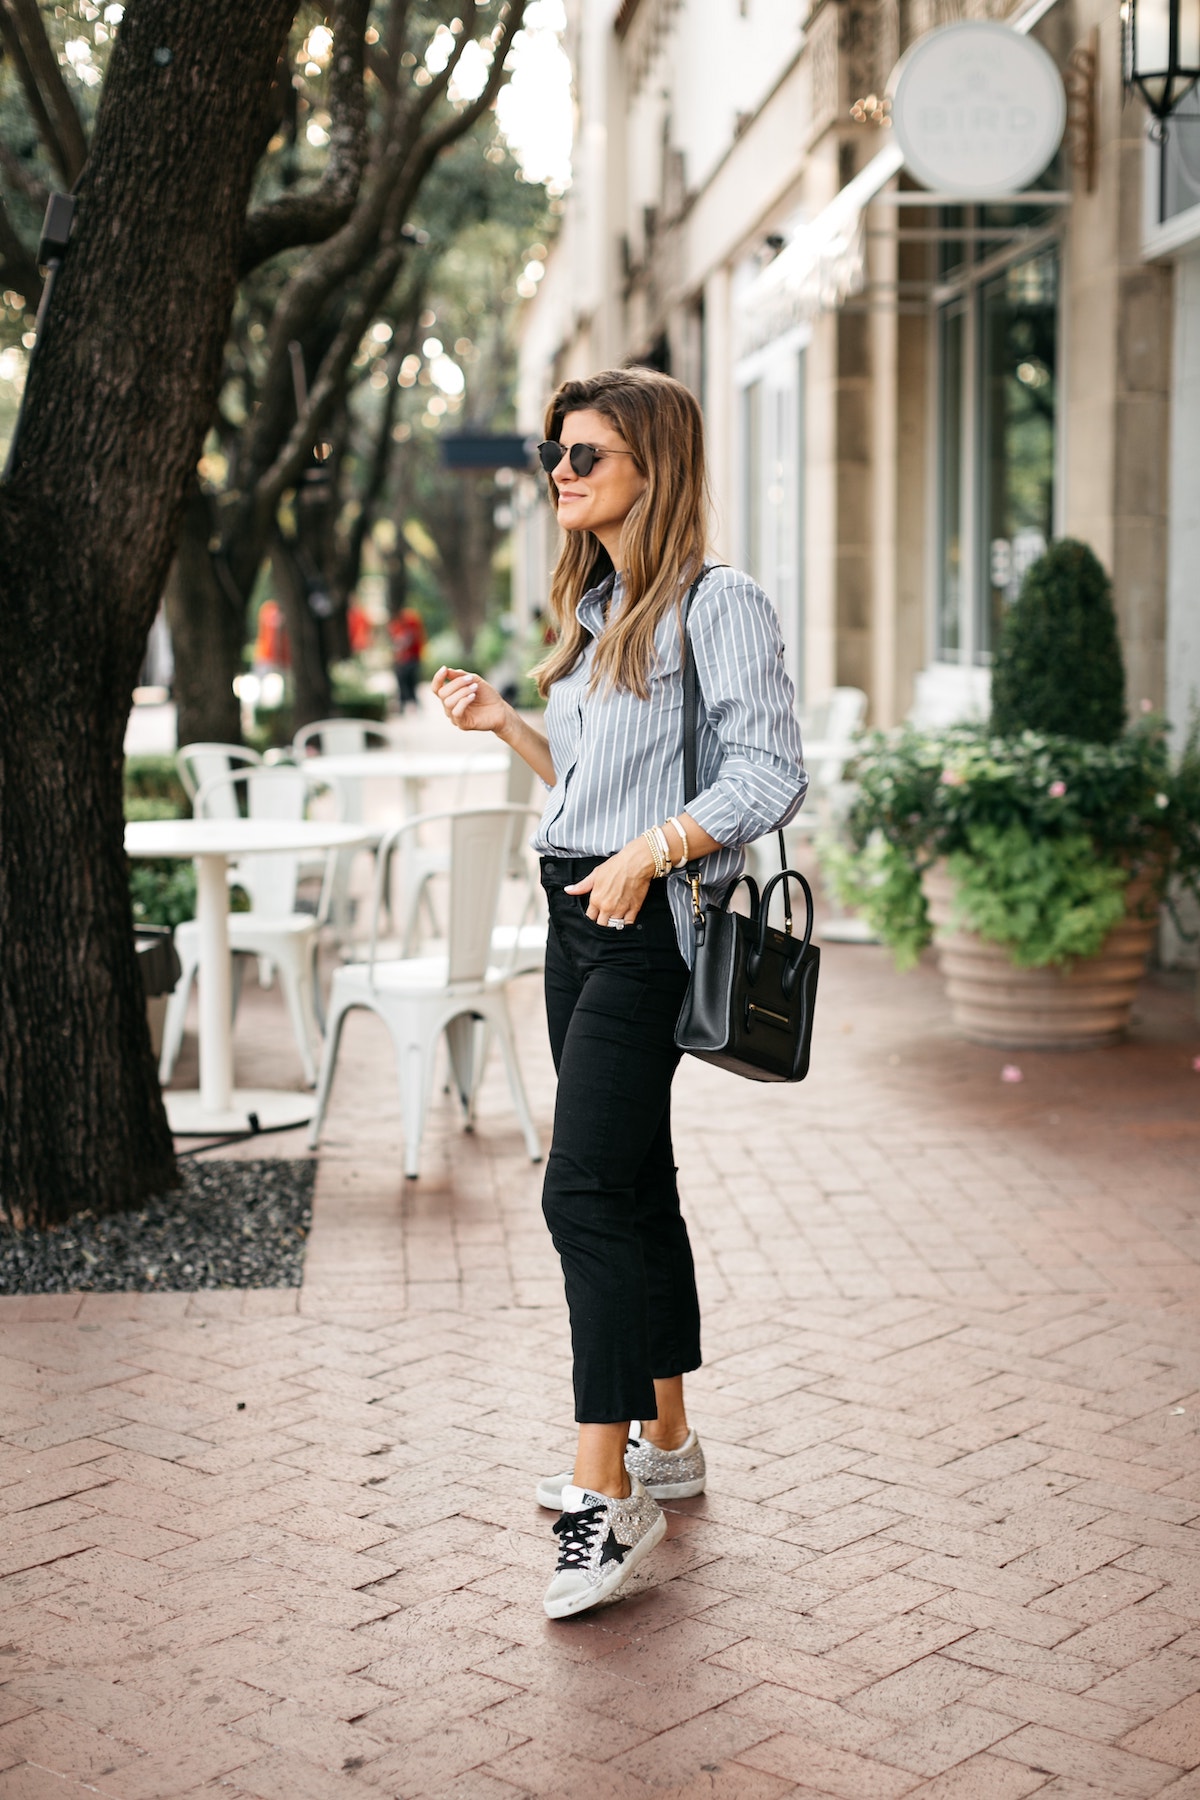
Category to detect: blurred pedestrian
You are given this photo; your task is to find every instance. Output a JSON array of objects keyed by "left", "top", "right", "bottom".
[
  {"left": 388, "top": 603, "right": 425, "bottom": 712},
  {"left": 346, "top": 599, "right": 374, "bottom": 655},
  {"left": 252, "top": 597, "right": 289, "bottom": 675},
  {"left": 432, "top": 367, "right": 807, "bottom": 1620}
]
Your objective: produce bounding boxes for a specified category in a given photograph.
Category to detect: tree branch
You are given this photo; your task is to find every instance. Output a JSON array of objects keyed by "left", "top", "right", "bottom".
[
  {"left": 0, "top": 0, "right": 88, "bottom": 184},
  {"left": 0, "top": 5, "right": 63, "bottom": 180},
  {"left": 239, "top": 0, "right": 372, "bottom": 275},
  {"left": 393, "top": 2, "right": 528, "bottom": 224},
  {"left": 0, "top": 135, "right": 50, "bottom": 209},
  {"left": 337, "top": 336, "right": 405, "bottom": 598},
  {"left": 397, "top": 1, "right": 479, "bottom": 141},
  {"left": 367, "top": 0, "right": 410, "bottom": 113},
  {"left": 0, "top": 186, "right": 42, "bottom": 303},
  {"left": 257, "top": 233, "right": 410, "bottom": 510}
]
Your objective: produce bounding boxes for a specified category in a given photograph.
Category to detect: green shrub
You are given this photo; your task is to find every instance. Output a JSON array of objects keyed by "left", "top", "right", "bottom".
[
  {"left": 820, "top": 831, "right": 929, "bottom": 971},
  {"left": 129, "top": 862, "right": 198, "bottom": 930},
  {"left": 827, "top": 716, "right": 1200, "bottom": 968},
  {"left": 123, "top": 753, "right": 188, "bottom": 814},
  {"left": 990, "top": 539, "right": 1126, "bottom": 743},
  {"left": 124, "top": 797, "right": 183, "bottom": 824},
  {"left": 945, "top": 823, "right": 1128, "bottom": 967}
]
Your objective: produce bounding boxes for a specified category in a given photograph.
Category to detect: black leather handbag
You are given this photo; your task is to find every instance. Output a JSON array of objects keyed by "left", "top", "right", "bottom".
[{"left": 672, "top": 586, "right": 820, "bottom": 1082}]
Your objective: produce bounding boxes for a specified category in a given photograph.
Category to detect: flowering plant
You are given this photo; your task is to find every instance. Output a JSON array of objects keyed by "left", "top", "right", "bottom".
[{"left": 821, "top": 716, "right": 1200, "bottom": 970}]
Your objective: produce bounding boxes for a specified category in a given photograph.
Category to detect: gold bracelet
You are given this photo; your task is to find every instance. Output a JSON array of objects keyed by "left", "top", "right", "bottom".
[
  {"left": 665, "top": 815, "right": 689, "bottom": 868},
  {"left": 643, "top": 828, "right": 670, "bottom": 878}
]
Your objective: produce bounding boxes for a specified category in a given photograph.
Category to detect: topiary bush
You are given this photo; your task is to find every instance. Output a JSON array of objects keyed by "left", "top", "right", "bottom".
[{"left": 990, "top": 539, "right": 1126, "bottom": 744}]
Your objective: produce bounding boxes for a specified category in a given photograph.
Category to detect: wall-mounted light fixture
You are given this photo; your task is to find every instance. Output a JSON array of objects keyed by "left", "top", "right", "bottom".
[{"left": 1123, "top": 0, "right": 1200, "bottom": 120}]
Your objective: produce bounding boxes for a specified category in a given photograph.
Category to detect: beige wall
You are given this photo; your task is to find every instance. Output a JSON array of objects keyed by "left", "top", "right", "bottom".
[{"left": 1062, "top": 7, "right": 1172, "bottom": 711}]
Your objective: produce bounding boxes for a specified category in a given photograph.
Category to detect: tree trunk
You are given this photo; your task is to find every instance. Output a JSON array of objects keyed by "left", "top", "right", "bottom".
[
  {"left": 0, "top": 0, "right": 297, "bottom": 1227},
  {"left": 270, "top": 530, "right": 333, "bottom": 732},
  {"left": 164, "top": 484, "right": 244, "bottom": 748},
  {"left": 428, "top": 473, "right": 499, "bottom": 656}
]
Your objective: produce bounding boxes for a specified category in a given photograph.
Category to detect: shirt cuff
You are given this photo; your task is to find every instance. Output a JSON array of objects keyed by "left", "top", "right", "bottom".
[{"left": 686, "top": 787, "right": 742, "bottom": 846}]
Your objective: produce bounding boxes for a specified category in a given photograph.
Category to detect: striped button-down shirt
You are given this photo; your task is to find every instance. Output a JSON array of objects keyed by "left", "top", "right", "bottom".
[{"left": 532, "top": 563, "right": 808, "bottom": 963}]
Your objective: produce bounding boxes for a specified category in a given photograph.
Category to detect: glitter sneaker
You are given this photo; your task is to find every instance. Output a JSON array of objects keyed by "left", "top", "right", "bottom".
[
  {"left": 536, "top": 1424, "right": 705, "bottom": 1509},
  {"left": 542, "top": 1478, "right": 667, "bottom": 1619}
]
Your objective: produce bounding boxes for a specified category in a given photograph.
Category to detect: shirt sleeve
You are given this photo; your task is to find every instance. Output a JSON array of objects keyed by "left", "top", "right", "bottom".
[{"left": 683, "top": 570, "right": 808, "bottom": 848}]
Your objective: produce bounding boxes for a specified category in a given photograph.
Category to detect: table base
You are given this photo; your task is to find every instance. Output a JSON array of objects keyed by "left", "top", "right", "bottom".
[{"left": 164, "top": 1088, "right": 314, "bottom": 1137}]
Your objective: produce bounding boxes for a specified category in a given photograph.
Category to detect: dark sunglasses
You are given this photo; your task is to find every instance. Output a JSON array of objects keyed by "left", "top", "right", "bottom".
[{"left": 536, "top": 440, "right": 635, "bottom": 477}]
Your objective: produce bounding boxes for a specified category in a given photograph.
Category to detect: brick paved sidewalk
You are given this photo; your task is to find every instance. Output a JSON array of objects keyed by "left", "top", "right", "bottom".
[{"left": 2, "top": 768, "right": 1200, "bottom": 1795}]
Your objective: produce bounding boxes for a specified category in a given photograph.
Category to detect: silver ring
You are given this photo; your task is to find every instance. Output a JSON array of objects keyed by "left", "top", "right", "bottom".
[{"left": 607, "top": 918, "right": 625, "bottom": 930}]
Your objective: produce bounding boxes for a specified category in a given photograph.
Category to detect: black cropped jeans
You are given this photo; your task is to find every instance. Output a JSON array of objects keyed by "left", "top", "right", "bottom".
[{"left": 539, "top": 854, "right": 701, "bottom": 1424}]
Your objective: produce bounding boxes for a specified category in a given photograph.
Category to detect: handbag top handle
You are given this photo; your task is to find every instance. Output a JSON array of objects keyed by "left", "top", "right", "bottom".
[{"left": 680, "top": 571, "right": 791, "bottom": 935}]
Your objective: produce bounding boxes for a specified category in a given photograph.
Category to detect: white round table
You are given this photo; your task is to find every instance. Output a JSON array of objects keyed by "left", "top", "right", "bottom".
[
  {"left": 303, "top": 749, "right": 510, "bottom": 818},
  {"left": 125, "top": 818, "right": 375, "bottom": 1136}
]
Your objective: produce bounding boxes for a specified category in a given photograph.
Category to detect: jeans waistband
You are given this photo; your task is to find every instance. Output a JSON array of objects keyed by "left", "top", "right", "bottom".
[{"left": 540, "top": 853, "right": 611, "bottom": 887}]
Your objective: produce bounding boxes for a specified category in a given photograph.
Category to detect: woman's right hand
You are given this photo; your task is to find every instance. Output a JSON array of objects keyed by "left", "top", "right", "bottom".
[{"left": 430, "top": 666, "right": 511, "bottom": 736}]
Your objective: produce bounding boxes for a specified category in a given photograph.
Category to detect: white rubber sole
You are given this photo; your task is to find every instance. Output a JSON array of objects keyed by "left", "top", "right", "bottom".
[
  {"left": 543, "top": 1508, "right": 667, "bottom": 1619},
  {"left": 535, "top": 1470, "right": 705, "bottom": 1509}
]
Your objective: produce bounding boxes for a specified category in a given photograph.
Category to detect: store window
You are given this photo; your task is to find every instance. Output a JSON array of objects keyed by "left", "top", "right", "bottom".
[
  {"left": 738, "top": 343, "right": 806, "bottom": 696},
  {"left": 1157, "top": 86, "right": 1200, "bottom": 227},
  {"left": 936, "top": 241, "right": 1059, "bottom": 665}
]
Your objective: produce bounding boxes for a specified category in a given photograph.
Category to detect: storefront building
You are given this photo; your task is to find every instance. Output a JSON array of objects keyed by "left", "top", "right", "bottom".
[{"left": 515, "top": 0, "right": 1199, "bottom": 774}]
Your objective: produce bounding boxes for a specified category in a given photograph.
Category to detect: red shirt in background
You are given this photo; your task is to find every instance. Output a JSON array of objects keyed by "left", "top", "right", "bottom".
[
  {"left": 388, "top": 607, "right": 425, "bottom": 665},
  {"left": 347, "top": 602, "right": 373, "bottom": 654},
  {"left": 254, "top": 599, "right": 290, "bottom": 668}
]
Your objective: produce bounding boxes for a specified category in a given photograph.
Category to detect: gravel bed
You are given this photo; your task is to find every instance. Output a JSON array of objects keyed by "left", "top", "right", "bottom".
[{"left": 0, "top": 1159, "right": 314, "bottom": 1293}]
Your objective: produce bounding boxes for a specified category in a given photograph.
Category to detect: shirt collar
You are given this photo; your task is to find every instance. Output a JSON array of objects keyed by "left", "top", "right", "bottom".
[{"left": 576, "top": 569, "right": 619, "bottom": 635}]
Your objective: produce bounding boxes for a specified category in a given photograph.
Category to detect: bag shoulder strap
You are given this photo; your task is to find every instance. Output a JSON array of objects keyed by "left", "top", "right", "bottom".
[{"left": 681, "top": 567, "right": 790, "bottom": 931}]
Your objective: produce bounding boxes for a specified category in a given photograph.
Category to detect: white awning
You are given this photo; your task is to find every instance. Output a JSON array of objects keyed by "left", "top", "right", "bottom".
[
  {"left": 734, "top": 0, "right": 1062, "bottom": 357},
  {"left": 736, "top": 145, "right": 903, "bottom": 356}
]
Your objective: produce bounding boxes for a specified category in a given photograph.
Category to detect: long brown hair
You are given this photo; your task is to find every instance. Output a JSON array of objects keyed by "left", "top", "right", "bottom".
[{"left": 531, "top": 367, "right": 709, "bottom": 700}]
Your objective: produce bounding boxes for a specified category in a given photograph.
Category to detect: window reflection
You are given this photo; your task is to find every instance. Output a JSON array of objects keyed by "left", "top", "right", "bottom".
[
  {"left": 935, "top": 243, "right": 1059, "bottom": 666},
  {"left": 937, "top": 302, "right": 966, "bottom": 662},
  {"left": 979, "top": 250, "right": 1057, "bottom": 659}
]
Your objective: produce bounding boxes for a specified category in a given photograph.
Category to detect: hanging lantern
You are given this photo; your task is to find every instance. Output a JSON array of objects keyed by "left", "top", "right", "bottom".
[{"left": 1124, "top": 0, "right": 1200, "bottom": 119}]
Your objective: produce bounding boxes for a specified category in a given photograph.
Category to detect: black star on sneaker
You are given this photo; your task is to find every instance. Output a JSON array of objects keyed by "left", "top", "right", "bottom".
[{"left": 600, "top": 1527, "right": 629, "bottom": 1567}]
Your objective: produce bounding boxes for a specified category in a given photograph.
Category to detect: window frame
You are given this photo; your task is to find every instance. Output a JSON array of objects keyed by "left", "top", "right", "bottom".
[
  {"left": 930, "top": 221, "right": 1065, "bottom": 670},
  {"left": 734, "top": 323, "right": 809, "bottom": 699}
]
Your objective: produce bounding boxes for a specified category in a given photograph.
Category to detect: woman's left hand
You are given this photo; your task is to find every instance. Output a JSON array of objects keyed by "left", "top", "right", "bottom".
[{"left": 565, "top": 838, "right": 657, "bottom": 925}]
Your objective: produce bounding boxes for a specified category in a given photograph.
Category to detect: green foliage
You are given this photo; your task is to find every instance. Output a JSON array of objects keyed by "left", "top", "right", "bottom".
[
  {"left": 946, "top": 825, "right": 1128, "bottom": 967},
  {"left": 124, "top": 798, "right": 182, "bottom": 825},
  {"left": 129, "top": 863, "right": 197, "bottom": 931},
  {"left": 820, "top": 831, "right": 929, "bottom": 971},
  {"left": 833, "top": 715, "right": 1200, "bottom": 968},
  {"left": 329, "top": 662, "right": 388, "bottom": 722},
  {"left": 991, "top": 539, "right": 1126, "bottom": 743},
  {"left": 123, "top": 755, "right": 188, "bottom": 815},
  {"left": 123, "top": 772, "right": 190, "bottom": 929}
]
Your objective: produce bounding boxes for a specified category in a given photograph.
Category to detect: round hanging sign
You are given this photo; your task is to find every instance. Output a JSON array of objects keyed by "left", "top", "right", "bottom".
[{"left": 887, "top": 22, "right": 1067, "bottom": 197}]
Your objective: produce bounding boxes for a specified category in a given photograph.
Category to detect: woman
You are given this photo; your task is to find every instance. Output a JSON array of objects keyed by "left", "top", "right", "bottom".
[{"left": 432, "top": 367, "right": 806, "bottom": 1619}]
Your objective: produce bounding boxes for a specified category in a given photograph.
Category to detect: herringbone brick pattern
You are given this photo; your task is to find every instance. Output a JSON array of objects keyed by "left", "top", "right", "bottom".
[{"left": 2, "top": 858, "right": 1199, "bottom": 1796}]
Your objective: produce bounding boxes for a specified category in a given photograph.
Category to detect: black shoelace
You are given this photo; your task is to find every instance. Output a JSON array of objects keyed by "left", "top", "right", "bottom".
[{"left": 552, "top": 1503, "right": 606, "bottom": 1570}]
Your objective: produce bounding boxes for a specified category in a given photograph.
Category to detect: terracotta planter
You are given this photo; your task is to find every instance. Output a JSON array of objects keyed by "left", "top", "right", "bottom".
[{"left": 921, "top": 863, "right": 1160, "bottom": 1050}]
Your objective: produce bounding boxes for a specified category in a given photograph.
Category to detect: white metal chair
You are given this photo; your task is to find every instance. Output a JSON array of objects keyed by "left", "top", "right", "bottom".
[
  {"left": 791, "top": 685, "right": 868, "bottom": 838},
  {"left": 487, "top": 782, "right": 548, "bottom": 979},
  {"left": 308, "top": 804, "right": 542, "bottom": 1179},
  {"left": 177, "top": 743, "right": 262, "bottom": 814},
  {"left": 293, "top": 719, "right": 391, "bottom": 932},
  {"left": 159, "top": 766, "right": 345, "bottom": 1088},
  {"left": 293, "top": 718, "right": 392, "bottom": 757},
  {"left": 398, "top": 748, "right": 542, "bottom": 956}
]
